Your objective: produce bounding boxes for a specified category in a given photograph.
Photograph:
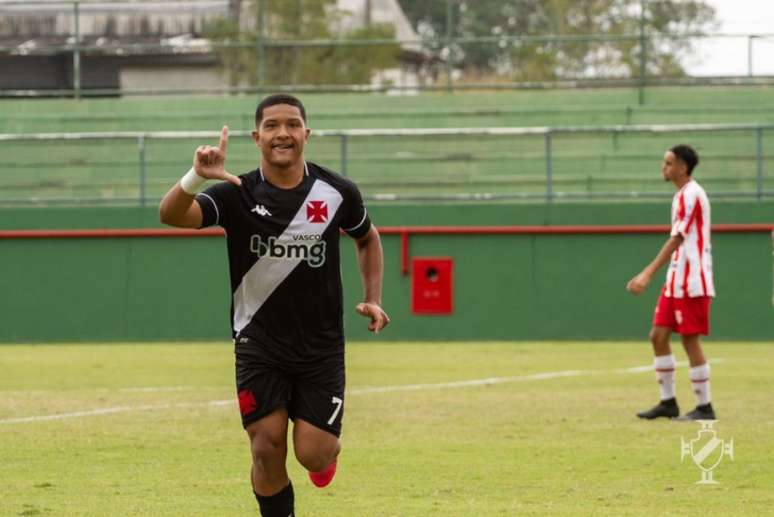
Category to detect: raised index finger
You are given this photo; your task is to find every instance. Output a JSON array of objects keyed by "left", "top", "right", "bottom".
[{"left": 219, "top": 125, "right": 228, "bottom": 154}]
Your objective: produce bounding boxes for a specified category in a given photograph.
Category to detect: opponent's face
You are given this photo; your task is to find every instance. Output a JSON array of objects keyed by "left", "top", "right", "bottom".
[
  {"left": 252, "top": 104, "right": 310, "bottom": 168},
  {"left": 661, "top": 151, "right": 687, "bottom": 182}
]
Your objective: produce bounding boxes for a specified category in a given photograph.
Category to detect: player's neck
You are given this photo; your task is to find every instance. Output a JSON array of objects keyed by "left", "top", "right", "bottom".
[
  {"left": 261, "top": 160, "right": 305, "bottom": 189},
  {"left": 673, "top": 175, "right": 691, "bottom": 190}
]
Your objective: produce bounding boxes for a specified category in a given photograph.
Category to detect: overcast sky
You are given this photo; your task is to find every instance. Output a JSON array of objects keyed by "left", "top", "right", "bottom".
[{"left": 686, "top": 0, "right": 774, "bottom": 75}]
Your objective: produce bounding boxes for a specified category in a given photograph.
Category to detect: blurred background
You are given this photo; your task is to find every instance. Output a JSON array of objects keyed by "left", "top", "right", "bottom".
[{"left": 0, "top": 0, "right": 771, "bottom": 342}]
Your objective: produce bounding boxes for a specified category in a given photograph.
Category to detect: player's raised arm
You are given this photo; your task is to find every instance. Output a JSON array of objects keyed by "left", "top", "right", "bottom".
[{"left": 159, "top": 126, "right": 241, "bottom": 228}]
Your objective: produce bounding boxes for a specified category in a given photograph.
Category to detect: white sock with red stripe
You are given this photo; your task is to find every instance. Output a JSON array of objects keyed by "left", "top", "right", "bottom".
[
  {"left": 654, "top": 354, "right": 676, "bottom": 400},
  {"left": 689, "top": 363, "right": 711, "bottom": 405}
]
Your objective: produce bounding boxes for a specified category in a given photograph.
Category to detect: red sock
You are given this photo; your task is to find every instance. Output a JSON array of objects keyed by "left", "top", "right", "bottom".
[{"left": 308, "top": 460, "right": 337, "bottom": 488}]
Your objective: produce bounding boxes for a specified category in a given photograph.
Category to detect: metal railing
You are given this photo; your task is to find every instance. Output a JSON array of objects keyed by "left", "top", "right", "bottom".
[
  {"left": 0, "top": 123, "right": 771, "bottom": 206},
  {"left": 5, "top": 104, "right": 774, "bottom": 134}
]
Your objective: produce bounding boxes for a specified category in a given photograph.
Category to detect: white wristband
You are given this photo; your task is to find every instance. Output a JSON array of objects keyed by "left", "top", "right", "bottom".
[{"left": 180, "top": 167, "right": 207, "bottom": 195}]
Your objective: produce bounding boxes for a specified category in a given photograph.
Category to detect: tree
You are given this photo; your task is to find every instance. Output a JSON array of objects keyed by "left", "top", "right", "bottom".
[
  {"left": 228, "top": 0, "right": 242, "bottom": 27},
  {"left": 397, "top": 0, "right": 717, "bottom": 81},
  {"left": 206, "top": 0, "right": 400, "bottom": 87}
]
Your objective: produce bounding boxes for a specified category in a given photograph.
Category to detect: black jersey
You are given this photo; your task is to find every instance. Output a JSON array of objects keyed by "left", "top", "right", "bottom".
[{"left": 196, "top": 161, "right": 371, "bottom": 359}]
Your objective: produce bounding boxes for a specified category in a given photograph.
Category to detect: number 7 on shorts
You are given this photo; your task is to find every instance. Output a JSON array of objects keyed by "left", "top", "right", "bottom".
[{"left": 327, "top": 396, "right": 343, "bottom": 425}]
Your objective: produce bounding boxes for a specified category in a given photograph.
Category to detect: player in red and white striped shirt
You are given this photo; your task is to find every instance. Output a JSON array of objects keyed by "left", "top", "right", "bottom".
[{"left": 627, "top": 145, "right": 717, "bottom": 421}]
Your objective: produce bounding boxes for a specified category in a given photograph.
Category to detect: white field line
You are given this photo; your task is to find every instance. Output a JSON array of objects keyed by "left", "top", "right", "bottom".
[
  {"left": 0, "top": 360, "right": 722, "bottom": 425},
  {"left": 0, "top": 400, "right": 233, "bottom": 424},
  {"left": 348, "top": 369, "right": 585, "bottom": 394},
  {"left": 118, "top": 386, "right": 222, "bottom": 393}
]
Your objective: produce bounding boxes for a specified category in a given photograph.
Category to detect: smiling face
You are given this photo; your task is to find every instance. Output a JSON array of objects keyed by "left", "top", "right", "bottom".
[{"left": 252, "top": 104, "right": 310, "bottom": 170}]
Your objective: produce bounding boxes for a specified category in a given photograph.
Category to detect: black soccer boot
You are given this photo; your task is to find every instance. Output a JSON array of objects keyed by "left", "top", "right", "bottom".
[
  {"left": 674, "top": 403, "right": 716, "bottom": 421},
  {"left": 636, "top": 398, "right": 680, "bottom": 419}
]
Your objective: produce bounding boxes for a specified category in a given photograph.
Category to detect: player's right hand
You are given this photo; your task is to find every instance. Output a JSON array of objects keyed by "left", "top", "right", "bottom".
[
  {"left": 626, "top": 271, "right": 651, "bottom": 295},
  {"left": 356, "top": 302, "right": 390, "bottom": 334},
  {"left": 193, "top": 125, "right": 242, "bottom": 186}
]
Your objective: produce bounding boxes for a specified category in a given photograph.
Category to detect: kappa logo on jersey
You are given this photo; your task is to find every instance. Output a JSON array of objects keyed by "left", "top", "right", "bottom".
[
  {"left": 307, "top": 200, "right": 328, "bottom": 223},
  {"left": 251, "top": 204, "right": 272, "bottom": 217},
  {"left": 250, "top": 235, "right": 326, "bottom": 268}
]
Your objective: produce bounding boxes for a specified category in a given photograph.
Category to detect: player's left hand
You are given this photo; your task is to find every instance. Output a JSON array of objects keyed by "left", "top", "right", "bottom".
[
  {"left": 626, "top": 271, "right": 651, "bottom": 295},
  {"left": 356, "top": 302, "right": 390, "bottom": 333}
]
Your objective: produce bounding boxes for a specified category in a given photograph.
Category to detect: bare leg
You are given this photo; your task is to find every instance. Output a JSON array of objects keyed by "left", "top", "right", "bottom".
[
  {"left": 681, "top": 334, "right": 706, "bottom": 367},
  {"left": 649, "top": 325, "right": 672, "bottom": 356},
  {"left": 246, "top": 408, "right": 290, "bottom": 496},
  {"left": 292, "top": 418, "right": 340, "bottom": 473}
]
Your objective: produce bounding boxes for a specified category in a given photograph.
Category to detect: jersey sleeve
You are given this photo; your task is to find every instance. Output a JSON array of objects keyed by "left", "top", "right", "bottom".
[
  {"left": 195, "top": 181, "right": 238, "bottom": 229},
  {"left": 339, "top": 179, "right": 372, "bottom": 239},
  {"left": 670, "top": 188, "right": 697, "bottom": 238}
]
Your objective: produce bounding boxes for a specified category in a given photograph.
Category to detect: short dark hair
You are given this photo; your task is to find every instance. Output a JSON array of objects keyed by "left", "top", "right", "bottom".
[
  {"left": 255, "top": 94, "right": 307, "bottom": 126},
  {"left": 670, "top": 144, "right": 699, "bottom": 175}
]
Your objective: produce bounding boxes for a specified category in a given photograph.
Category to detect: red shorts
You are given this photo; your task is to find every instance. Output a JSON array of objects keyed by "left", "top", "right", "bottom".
[{"left": 653, "top": 289, "right": 712, "bottom": 336}]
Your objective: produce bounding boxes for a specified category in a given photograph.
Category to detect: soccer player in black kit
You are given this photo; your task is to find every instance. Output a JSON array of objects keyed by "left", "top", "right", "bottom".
[{"left": 159, "top": 94, "right": 390, "bottom": 517}]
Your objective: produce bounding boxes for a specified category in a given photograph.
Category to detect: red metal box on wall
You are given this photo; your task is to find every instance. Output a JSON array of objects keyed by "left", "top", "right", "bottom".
[{"left": 411, "top": 257, "right": 454, "bottom": 315}]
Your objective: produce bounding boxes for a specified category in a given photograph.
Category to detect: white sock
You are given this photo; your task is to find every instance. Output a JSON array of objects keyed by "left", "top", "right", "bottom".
[
  {"left": 654, "top": 354, "right": 676, "bottom": 401},
  {"left": 690, "top": 363, "right": 711, "bottom": 406}
]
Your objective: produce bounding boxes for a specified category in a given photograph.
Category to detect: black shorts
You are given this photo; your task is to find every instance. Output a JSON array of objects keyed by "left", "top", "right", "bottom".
[{"left": 234, "top": 337, "right": 345, "bottom": 437}]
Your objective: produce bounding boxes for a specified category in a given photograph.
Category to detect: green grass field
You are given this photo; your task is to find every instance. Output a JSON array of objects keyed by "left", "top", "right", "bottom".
[{"left": 1, "top": 342, "right": 772, "bottom": 516}]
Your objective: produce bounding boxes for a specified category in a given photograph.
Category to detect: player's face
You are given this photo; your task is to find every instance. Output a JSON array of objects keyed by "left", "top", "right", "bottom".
[
  {"left": 661, "top": 151, "right": 686, "bottom": 182},
  {"left": 253, "top": 104, "right": 310, "bottom": 168}
]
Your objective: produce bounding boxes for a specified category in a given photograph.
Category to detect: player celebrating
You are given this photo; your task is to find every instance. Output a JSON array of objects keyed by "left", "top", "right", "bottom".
[
  {"left": 159, "top": 94, "right": 390, "bottom": 516},
  {"left": 627, "top": 144, "right": 716, "bottom": 421}
]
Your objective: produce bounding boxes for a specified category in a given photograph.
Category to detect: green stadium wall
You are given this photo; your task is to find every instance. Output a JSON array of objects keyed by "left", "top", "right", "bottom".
[{"left": 1, "top": 202, "right": 772, "bottom": 342}]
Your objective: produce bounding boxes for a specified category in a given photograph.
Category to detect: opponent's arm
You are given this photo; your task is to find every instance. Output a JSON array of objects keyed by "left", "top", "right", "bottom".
[
  {"left": 159, "top": 126, "right": 241, "bottom": 228},
  {"left": 353, "top": 225, "right": 390, "bottom": 333},
  {"left": 626, "top": 234, "right": 683, "bottom": 295}
]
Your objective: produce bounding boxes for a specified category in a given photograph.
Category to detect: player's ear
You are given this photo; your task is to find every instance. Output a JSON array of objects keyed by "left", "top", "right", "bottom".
[
  {"left": 304, "top": 128, "right": 311, "bottom": 141},
  {"left": 251, "top": 129, "right": 260, "bottom": 146}
]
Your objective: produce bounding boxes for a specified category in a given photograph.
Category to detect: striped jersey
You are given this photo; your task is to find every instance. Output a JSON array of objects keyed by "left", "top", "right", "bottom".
[
  {"left": 195, "top": 161, "right": 371, "bottom": 359},
  {"left": 664, "top": 179, "right": 715, "bottom": 299}
]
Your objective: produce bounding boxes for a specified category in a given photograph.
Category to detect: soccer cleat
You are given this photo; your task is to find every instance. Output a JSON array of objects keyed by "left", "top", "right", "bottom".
[
  {"left": 674, "top": 403, "right": 716, "bottom": 421},
  {"left": 308, "top": 460, "right": 337, "bottom": 488},
  {"left": 636, "top": 398, "right": 679, "bottom": 419}
]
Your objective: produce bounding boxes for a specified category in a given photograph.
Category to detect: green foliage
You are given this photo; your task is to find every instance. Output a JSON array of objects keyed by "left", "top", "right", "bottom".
[
  {"left": 205, "top": 0, "right": 400, "bottom": 87},
  {"left": 398, "top": 0, "right": 717, "bottom": 80},
  {"left": 204, "top": 17, "right": 259, "bottom": 87},
  {"left": 318, "top": 24, "right": 400, "bottom": 85}
]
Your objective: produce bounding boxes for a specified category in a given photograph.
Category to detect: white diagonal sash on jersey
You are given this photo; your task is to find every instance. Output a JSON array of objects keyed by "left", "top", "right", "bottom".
[{"left": 233, "top": 179, "right": 343, "bottom": 333}]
